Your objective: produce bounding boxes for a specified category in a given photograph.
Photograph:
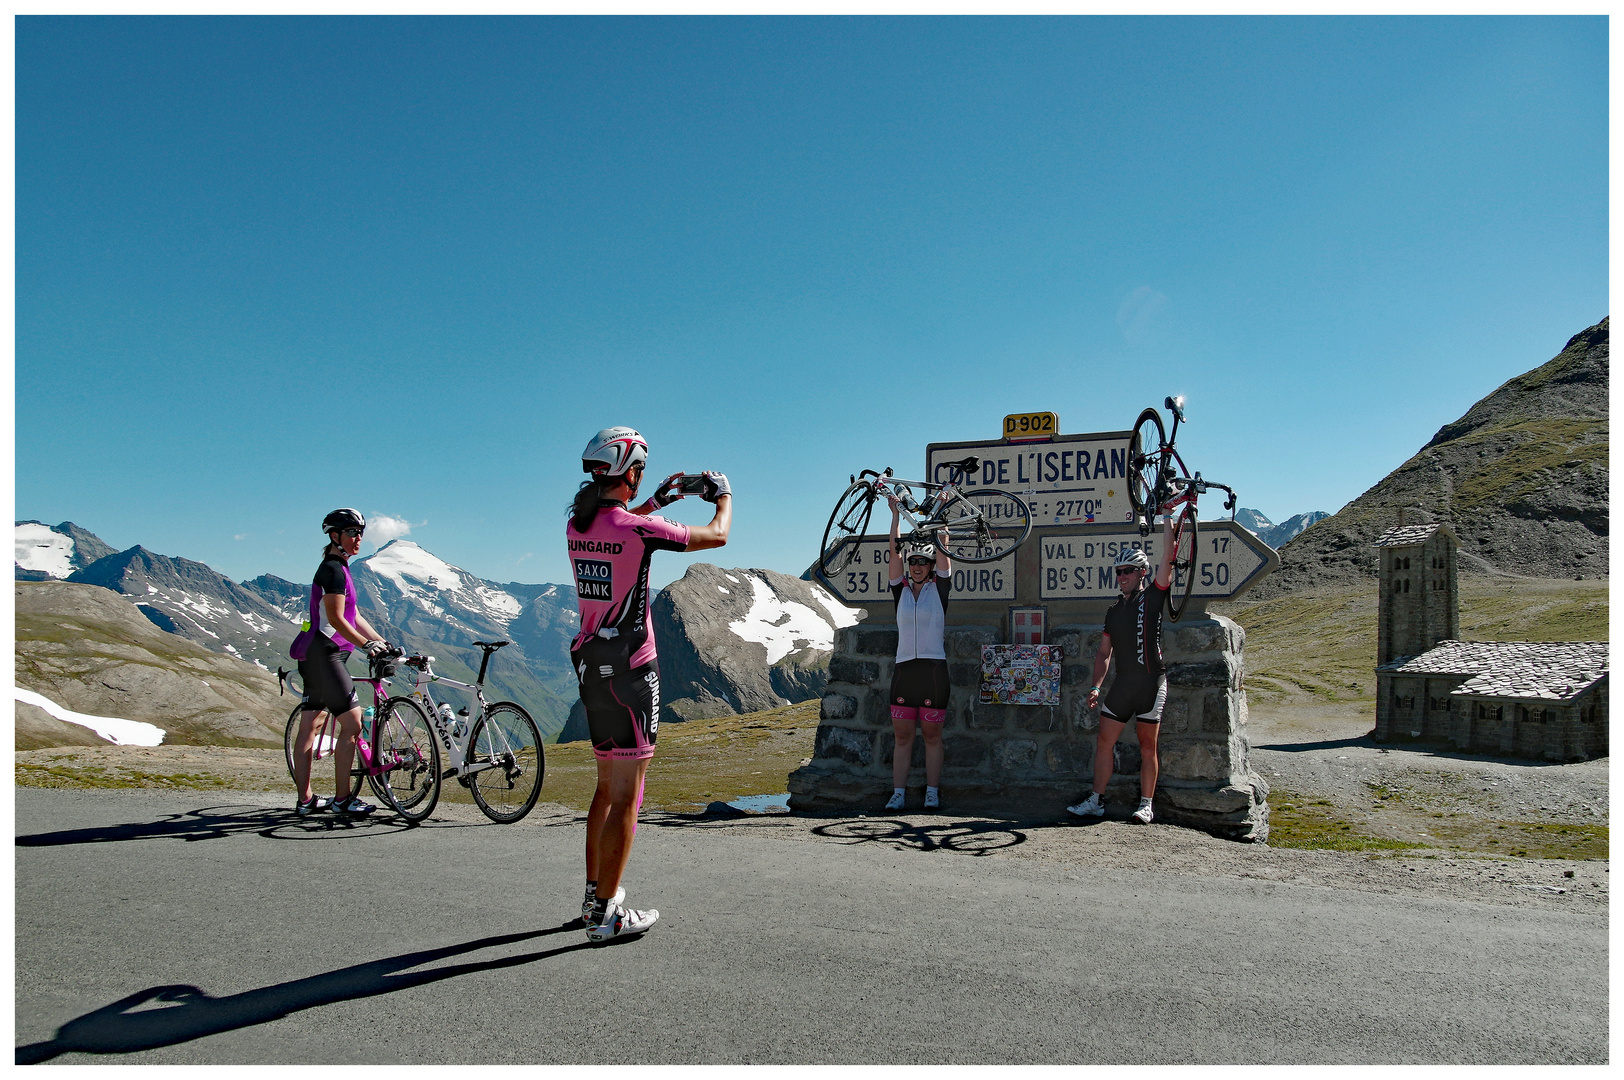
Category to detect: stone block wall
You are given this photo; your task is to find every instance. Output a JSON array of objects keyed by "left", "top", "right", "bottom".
[
  {"left": 1376, "top": 673, "right": 1608, "bottom": 761},
  {"left": 788, "top": 613, "right": 1269, "bottom": 841}
]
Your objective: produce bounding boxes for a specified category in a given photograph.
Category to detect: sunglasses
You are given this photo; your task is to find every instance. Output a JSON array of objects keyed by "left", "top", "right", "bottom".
[
  {"left": 1115, "top": 566, "right": 1141, "bottom": 575},
  {"left": 907, "top": 557, "right": 933, "bottom": 566},
  {"left": 340, "top": 528, "right": 365, "bottom": 539}
]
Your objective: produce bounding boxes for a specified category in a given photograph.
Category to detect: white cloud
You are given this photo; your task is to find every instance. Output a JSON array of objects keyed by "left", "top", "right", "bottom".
[
  {"left": 234, "top": 533, "right": 248, "bottom": 540},
  {"left": 1117, "top": 285, "right": 1168, "bottom": 345},
  {"left": 368, "top": 514, "right": 416, "bottom": 547}
]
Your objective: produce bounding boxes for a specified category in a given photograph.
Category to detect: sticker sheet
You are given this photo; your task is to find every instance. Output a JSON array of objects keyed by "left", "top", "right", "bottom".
[{"left": 979, "top": 643, "right": 1063, "bottom": 706}]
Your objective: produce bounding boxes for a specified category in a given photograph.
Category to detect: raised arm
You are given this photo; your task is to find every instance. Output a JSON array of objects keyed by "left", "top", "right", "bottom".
[
  {"left": 887, "top": 493, "right": 903, "bottom": 582},
  {"left": 1154, "top": 512, "right": 1176, "bottom": 591}
]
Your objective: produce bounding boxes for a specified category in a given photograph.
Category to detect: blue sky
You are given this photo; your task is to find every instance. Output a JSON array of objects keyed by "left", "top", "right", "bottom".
[{"left": 15, "top": 16, "right": 1608, "bottom": 590}]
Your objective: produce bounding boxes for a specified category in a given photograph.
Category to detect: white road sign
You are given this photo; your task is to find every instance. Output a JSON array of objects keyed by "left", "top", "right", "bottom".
[
  {"left": 814, "top": 537, "right": 1017, "bottom": 606},
  {"left": 1037, "top": 519, "right": 1278, "bottom": 602},
  {"left": 926, "top": 432, "right": 1137, "bottom": 529}
]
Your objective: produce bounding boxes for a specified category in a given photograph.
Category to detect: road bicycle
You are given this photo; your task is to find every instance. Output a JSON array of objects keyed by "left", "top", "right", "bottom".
[
  {"left": 278, "top": 649, "right": 439, "bottom": 824},
  {"left": 393, "top": 641, "right": 545, "bottom": 824},
  {"left": 1126, "top": 395, "right": 1239, "bottom": 622},
  {"left": 819, "top": 457, "right": 1033, "bottom": 576}
]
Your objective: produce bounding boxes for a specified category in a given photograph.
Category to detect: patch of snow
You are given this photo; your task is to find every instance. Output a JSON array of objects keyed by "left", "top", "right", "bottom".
[
  {"left": 471, "top": 584, "right": 522, "bottom": 621},
  {"left": 147, "top": 585, "right": 157, "bottom": 594},
  {"left": 253, "top": 659, "right": 268, "bottom": 670},
  {"left": 717, "top": 586, "right": 730, "bottom": 594},
  {"left": 240, "top": 611, "right": 276, "bottom": 635},
  {"left": 727, "top": 575, "right": 837, "bottom": 663},
  {"left": 14, "top": 687, "right": 166, "bottom": 746},
  {"left": 14, "top": 524, "right": 74, "bottom": 578},
  {"left": 812, "top": 583, "right": 861, "bottom": 628},
  {"left": 367, "top": 540, "right": 467, "bottom": 596},
  {"left": 725, "top": 573, "right": 741, "bottom": 584}
]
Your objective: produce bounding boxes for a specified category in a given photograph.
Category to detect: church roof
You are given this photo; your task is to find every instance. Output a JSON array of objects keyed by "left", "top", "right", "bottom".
[
  {"left": 1378, "top": 640, "right": 1609, "bottom": 702},
  {"left": 1374, "top": 523, "right": 1454, "bottom": 547}
]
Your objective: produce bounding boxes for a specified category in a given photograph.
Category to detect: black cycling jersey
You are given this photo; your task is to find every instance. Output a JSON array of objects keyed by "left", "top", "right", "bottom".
[{"left": 1103, "top": 581, "right": 1169, "bottom": 680}]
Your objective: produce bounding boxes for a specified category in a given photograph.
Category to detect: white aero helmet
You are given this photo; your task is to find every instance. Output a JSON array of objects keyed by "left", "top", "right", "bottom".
[
  {"left": 581, "top": 427, "right": 649, "bottom": 478},
  {"left": 1114, "top": 547, "right": 1151, "bottom": 572}
]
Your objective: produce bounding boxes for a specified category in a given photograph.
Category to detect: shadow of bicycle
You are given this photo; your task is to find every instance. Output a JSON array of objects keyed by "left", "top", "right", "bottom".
[
  {"left": 811, "top": 817, "right": 1027, "bottom": 855},
  {"left": 14, "top": 803, "right": 483, "bottom": 848},
  {"left": 15, "top": 922, "right": 602, "bottom": 1063}
]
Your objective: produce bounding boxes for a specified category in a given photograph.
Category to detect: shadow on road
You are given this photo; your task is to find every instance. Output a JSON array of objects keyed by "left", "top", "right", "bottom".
[
  {"left": 810, "top": 817, "right": 1029, "bottom": 855},
  {"left": 1253, "top": 735, "right": 1375, "bottom": 753},
  {"left": 15, "top": 922, "right": 603, "bottom": 1063},
  {"left": 13, "top": 803, "right": 485, "bottom": 848}
]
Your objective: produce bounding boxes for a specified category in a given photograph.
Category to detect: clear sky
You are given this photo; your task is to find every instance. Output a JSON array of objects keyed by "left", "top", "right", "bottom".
[{"left": 15, "top": 16, "right": 1608, "bottom": 590}]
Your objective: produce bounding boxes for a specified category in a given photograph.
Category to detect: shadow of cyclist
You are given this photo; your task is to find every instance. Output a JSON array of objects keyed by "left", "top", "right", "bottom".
[{"left": 15, "top": 922, "right": 607, "bottom": 1063}]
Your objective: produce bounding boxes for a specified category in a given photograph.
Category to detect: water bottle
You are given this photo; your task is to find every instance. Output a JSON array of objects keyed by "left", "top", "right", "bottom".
[
  {"left": 454, "top": 707, "right": 470, "bottom": 738},
  {"left": 362, "top": 706, "right": 375, "bottom": 740},
  {"left": 437, "top": 702, "right": 456, "bottom": 734}
]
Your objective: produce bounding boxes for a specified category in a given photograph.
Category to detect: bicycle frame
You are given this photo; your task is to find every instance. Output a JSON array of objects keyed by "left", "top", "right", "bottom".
[
  {"left": 279, "top": 667, "right": 399, "bottom": 777},
  {"left": 398, "top": 658, "right": 510, "bottom": 782}
]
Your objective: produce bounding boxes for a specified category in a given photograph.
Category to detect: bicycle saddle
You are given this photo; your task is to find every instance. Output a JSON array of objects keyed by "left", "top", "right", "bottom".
[
  {"left": 472, "top": 640, "right": 510, "bottom": 652},
  {"left": 1165, "top": 395, "right": 1186, "bottom": 421},
  {"left": 940, "top": 456, "right": 979, "bottom": 474}
]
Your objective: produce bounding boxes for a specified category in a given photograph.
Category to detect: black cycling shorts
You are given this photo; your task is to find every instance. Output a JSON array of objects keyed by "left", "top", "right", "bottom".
[
  {"left": 1102, "top": 670, "right": 1167, "bottom": 724},
  {"left": 579, "top": 662, "right": 660, "bottom": 761},
  {"left": 299, "top": 641, "right": 359, "bottom": 716},
  {"left": 890, "top": 658, "right": 950, "bottom": 721}
]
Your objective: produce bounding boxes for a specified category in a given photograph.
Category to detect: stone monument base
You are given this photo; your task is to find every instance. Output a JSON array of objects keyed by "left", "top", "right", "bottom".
[{"left": 786, "top": 614, "right": 1270, "bottom": 842}]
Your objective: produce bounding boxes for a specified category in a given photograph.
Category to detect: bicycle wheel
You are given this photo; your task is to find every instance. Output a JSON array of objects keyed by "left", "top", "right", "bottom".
[
  {"left": 1127, "top": 408, "right": 1168, "bottom": 520},
  {"left": 284, "top": 703, "right": 363, "bottom": 802},
  {"left": 819, "top": 481, "right": 875, "bottom": 576},
  {"left": 1166, "top": 504, "right": 1198, "bottom": 622},
  {"left": 372, "top": 696, "right": 441, "bottom": 824},
  {"left": 934, "top": 488, "right": 1032, "bottom": 564},
  {"left": 466, "top": 702, "right": 545, "bottom": 824}
]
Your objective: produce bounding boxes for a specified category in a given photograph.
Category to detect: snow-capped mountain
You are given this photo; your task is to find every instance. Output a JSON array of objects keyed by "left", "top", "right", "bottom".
[
  {"left": 1234, "top": 508, "right": 1331, "bottom": 550},
  {"left": 14, "top": 521, "right": 116, "bottom": 580}
]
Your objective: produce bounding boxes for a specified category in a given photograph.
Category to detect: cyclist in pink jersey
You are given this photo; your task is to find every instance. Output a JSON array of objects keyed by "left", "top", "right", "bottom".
[{"left": 567, "top": 426, "right": 731, "bottom": 942}]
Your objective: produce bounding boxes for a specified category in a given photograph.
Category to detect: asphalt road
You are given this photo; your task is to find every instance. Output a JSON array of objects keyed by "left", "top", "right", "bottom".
[{"left": 14, "top": 787, "right": 1607, "bottom": 1065}]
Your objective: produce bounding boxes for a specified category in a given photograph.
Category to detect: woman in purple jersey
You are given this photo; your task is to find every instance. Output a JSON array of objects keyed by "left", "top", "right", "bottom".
[
  {"left": 291, "top": 509, "right": 394, "bottom": 818},
  {"left": 567, "top": 427, "right": 732, "bottom": 943}
]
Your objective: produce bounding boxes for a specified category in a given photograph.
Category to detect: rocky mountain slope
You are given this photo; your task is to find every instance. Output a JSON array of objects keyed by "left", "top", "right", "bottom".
[
  {"left": 17, "top": 525, "right": 582, "bottom": 739},
  {"left": 559, "top": 564, "right": 858, "bottom": 740},
  {"left": 1234, "top": 509, "right": 1331, "bottom": 549},
  {"left": 14, "top": 581, "right": 286, "bottom": 750},
  {"left": 1253, "top": 318, "right": 1609, "bottom": 597}
]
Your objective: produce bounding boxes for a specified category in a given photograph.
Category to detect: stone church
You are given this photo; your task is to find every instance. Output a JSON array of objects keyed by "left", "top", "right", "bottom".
[{"left": 1372, "top": 523, "right": 1608, "bottom": 761}]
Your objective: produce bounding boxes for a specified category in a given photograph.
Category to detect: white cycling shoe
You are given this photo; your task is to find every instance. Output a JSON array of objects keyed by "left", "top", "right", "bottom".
[
  {"left": 1066, "top": 792, "right": 1105, "bottom": 818},
  {"left": 586, "top": 900, "right": 659, "bottom": 943}
]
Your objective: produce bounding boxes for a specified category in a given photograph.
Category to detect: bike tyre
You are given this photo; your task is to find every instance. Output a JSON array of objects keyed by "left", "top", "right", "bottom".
[
  {"left": 1166, "top": 504, "right": 1198, "bottom": 622},
  {"left": 935, "top": 488, "right": 1032, "bottom": 564},
  {"left": 819, "top": 481, "right": 875, "bottom": 576},
  {"left": 1127, "top": 408, "right": 1168, "bottom": 521},
  {"left": 466, "top": 702, "right": 545, "bottom": 824},
  {"left": 372, "top": 696, "right": 441, "bottom": 824},
  {"left": 284, "top": 703, "right": 363, "bottom": 802}
]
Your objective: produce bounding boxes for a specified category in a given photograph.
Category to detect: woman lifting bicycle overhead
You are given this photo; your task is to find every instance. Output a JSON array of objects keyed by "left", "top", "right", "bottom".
[
  {"left": 567, "top": 427, "right": 731, "bottom": 943},
  {"left": 290, "top": 509, "right": 395, "bottom": 818},
  {"left": 884, "top": 493, "right": 952, "bottom": 812}
]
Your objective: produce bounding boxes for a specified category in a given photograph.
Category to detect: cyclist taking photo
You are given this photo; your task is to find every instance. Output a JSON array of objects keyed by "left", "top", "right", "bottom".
[
  {"left": 1067, "top": 512, "right": 1177, "bottom": 825},
  {"left": 567, "top": 427, "right": 731, "bottom": 942},
  {"left": 291, "top": 509, "right": 395, "bottom": 817}
]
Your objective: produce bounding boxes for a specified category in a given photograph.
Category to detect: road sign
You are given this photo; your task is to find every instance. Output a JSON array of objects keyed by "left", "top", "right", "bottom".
[
  {"left": 927, "top": 431, "right": 1137, "bottom": 530},
  {"left": 1002, "top": 411, "right": 1058, "bottom": 442},
  {"left": 813, "top": 536, "right": 1017, "bottom": 606},
  {"left": 1036, "top": 519, "right": 1279, "bottom": 602}
]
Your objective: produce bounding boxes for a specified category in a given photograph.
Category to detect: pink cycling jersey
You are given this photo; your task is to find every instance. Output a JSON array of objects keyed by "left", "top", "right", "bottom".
[{"left": 567, "top": 504, "right": 690, "bottom": 670}]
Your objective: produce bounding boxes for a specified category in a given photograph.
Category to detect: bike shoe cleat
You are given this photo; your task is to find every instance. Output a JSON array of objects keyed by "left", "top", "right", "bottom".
[
  {"left": 582, "top": 884, "right": 625, "bottom": 924},
  {"left": 586, "top": 900, "right": 659, "bottom": 943},
  {"left": 332, "top": 796, "right": 376, "bottom": 816},
  {"left": 295, "top": 796, "right": 332, "bottom": 817}
]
